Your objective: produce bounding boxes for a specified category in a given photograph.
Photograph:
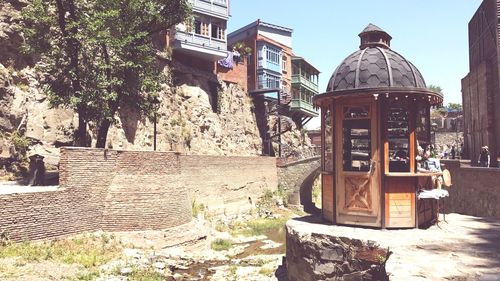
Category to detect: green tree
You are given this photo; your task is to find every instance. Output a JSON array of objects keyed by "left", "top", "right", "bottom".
[
  {"left": 22, "top": 0, "right": 190, "bottom": 147},
  {"left": 447, "top": 102, "right": 462, "bottom": 111},
  {"left": 428, "top": 84, "right": 443, "bottom": 95}
]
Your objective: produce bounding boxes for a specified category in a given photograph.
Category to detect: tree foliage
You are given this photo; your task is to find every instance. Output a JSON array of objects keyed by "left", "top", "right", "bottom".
[
  {"left": 428, "top": 84, "right": 443, "bottom": 95},
  {"left": 232, "top": 42, "right": 252, "bottom": 56},
  {"left": 447, "top": 102, "right": 462, "bottom": 111},
  {"left": 22, "top": 0, "right": 191, "bottom": 147}
]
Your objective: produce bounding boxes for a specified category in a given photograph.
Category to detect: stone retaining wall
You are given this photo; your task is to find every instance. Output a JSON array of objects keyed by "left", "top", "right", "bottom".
[
  {"left": 442, "top": 160, "right": 500, "bottom": 218},
  {"left": 286, "top": 217, "right": 389, "bottom": 281},
  {"left": 0, "top": 148, "right": 278, "bottom": 241}
]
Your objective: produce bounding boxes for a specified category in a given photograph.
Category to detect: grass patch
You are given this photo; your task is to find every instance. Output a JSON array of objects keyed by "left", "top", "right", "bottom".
[
  {"left": 0, "top": 233, "right": 121, "bottom": 268},
  {"left": 311, "top": 174, "right": 322, "bottom": 208},
  {"left": 211, "top": 238, "right": 232, "bottom": 251},
  {"left": 69, "top": 269, "right": 101, "bottom": 281},
  {"left": 259, "top": 267, "right": 274, "bottom": 277},
  {"left": 129, "top": 267, "right": 164, "bottom": 281},
  {"left": 227, "top": 265, "right": 238, "bottom": 281},
  {"left": 191, "top": 199, "right": 205, "bottom": 218},
  {"left": 231, "top": 217, "right": 288, "bottom": 237}
]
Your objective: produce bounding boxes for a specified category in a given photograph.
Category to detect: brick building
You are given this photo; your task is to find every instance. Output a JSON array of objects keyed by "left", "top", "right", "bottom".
[
  {"left": 461, "top": 0, "right": 500, "bottom": 166},
  {"left": 162, "top": 0, "right": 230, "bottom": 72},
  {"left": 226, "top": 20, "right": 320, "bottom": 127}
]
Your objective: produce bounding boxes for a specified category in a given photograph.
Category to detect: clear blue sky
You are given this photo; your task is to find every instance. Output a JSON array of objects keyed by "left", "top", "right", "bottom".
[{"left": 228, "top": 0, "right": 483, "bottom": 128}]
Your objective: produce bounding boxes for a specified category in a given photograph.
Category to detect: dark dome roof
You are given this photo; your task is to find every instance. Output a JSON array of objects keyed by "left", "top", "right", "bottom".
[{"left": 326, "top": 24, "right": 427, "bottom": 92}]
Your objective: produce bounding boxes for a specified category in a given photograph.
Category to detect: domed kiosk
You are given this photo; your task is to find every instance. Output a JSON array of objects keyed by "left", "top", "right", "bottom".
[{"left": 313, "top": 24, "right": 443, "bottom": 228}]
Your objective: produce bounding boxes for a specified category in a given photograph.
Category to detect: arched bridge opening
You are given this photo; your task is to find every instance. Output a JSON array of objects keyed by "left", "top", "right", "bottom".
[{"left": 277, "top": 156, "right": 321, "bottom": 214}]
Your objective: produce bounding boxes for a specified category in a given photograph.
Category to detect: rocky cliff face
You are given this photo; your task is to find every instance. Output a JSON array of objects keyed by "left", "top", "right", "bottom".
[{"left": 0, "top": 0, "right": 312, "bottom": 173}]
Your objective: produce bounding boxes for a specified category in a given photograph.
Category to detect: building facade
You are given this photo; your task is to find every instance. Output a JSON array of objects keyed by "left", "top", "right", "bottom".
[
  {"left": 290, "top": 56, "right": 320, "bottom": 126},
  {"left": 228, "top": 20, "right": 293, "bottom": 94},
  {"left": 227, "top": 20, "right": 319, "bottom": 127},
  {"left": 461, "top": 0, "right": 500, "bottom": 166},
  {"left": 165, "top": 0, "right": 229, "bottom": 71}
]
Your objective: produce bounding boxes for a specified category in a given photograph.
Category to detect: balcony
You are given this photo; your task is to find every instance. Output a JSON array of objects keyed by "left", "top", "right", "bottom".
[
  {"left": 290, "top": 99, "right": 318, "bottom": 117},
  {"left": 188, "top": 0, "right": 228, "bottom": 18},
  {"left": 174, "top": 30, "right": 227, "bottom": 60},
  {"left": 292, "top": 74, "right": 319, "bottom": 93}
]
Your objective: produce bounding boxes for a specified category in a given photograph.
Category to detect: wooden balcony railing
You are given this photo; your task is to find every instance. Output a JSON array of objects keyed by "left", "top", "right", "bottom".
[{"left": 292, "top": 74, "right": 319, "bottom": 93}]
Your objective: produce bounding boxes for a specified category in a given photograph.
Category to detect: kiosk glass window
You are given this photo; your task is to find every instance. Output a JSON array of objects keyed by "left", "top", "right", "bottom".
[
  {"left": 343, "top": 106, "right": 371, "bottom": 172},
  {"left": 323, "top": 106, "right": 333, "bottom": 172},
  {"left": 416, "top": 106, "right": 430, "bottom": 148},
  {"left": 415, "top": 105, "right": 431, "bottom": 171},
  {"left": 387, "top": 105, "right": 410, "bottom": 172}
]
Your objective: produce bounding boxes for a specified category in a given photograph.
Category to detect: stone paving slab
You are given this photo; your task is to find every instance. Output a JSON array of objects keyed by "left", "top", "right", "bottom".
[{"left": 287, "top": 213, "right": 500, "bottom": 280}]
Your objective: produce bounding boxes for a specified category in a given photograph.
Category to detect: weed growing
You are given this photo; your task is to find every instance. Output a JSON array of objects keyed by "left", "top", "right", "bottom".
[
  {"left": 128, "top": 266, "right": 164, "bottom": 281},
  {"left": 211, "top": 238, "right": 232, "bottom": 251},
  {"left": 231, "top": 217, "right": 288, "bottom": 237},
  {"left": 0, "top": 233, "right": 121, "bottom": 268}
]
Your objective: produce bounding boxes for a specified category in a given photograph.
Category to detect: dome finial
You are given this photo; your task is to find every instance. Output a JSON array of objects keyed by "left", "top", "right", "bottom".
[{"left": 359, "top": 23, "right": 392, "bottom": 49}]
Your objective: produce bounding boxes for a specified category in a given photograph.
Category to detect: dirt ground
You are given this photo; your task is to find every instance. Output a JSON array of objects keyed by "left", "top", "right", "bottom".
[{"left": 1, "top": 212, "right": 499, "bottom": 280}]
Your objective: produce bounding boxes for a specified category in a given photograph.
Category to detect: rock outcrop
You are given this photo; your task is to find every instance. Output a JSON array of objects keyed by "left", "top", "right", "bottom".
[
  {"left": 0, "top": 1, "right": 312, "bottom": 173},
  {"left": 286, "top": 217, "right": 390, "bottom": 281}
]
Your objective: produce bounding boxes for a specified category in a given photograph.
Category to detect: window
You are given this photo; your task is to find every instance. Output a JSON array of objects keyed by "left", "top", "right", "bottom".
[
  {"left": 257, "top": 72, "right": 281, "bottom": 89},
  {"left": 213, "top": 0, "right": 227, "bottom": 6},
  {"left": 266, "top": 74, "right": 280, "bottom": 89},
  {"left": 343, "top": 124, "right": 371, "bottom": 172},
  {"left": 185, "top": 18, "right": 194, "bottom": 33},
  {"left": 387, "top": 104, "right": 410, "bottom": 172},
  {"left": 343, "top": 106, "right": 371, "bottom": 172},
  {"left": 211, "top": 23, "right": 225, "bottom": 40},
  {"left": 194, "top": 19, "right": 209, "bottom": 36},
  {"left": 282, "top": 56, "right": 287, "bottom": 72},
  {"left": 194, "top": 20, "right": 201, "bottom": 35},
  {"left": 266, "top": 46, "right": 280, "bottom": 65},
  {"left": 323, "top": 106, "right": 333, "bottom": 172}
]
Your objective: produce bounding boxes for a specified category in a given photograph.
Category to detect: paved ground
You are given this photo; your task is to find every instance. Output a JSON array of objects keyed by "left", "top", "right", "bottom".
[
  {"left": 0, "top": 181, "right": 58, "bottom": 195},
  {"left": 288, "top": 213, "right": 500, "bottom": 281}
]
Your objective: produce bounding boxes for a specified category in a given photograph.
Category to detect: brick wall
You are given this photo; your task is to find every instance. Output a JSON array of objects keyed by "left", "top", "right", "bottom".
[
  {"left": 0, "top": 148, "right": 278, "bottom": 241},
  {"left": 217, "top": 57, "right": 248, "bottom": 91},
  {"left": 101, "top": 151, "right": 190, "bottom": 231},
  {"left": 442, "top": 160, "right": 500, "bottom": 218},
  {"left": 0, "top": 148, "right": 191, "bottom": 241}
]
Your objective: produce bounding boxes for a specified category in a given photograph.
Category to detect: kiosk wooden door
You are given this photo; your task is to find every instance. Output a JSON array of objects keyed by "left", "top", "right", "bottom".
[{"left": 335, "top": 101, "right": 381, "bottom": 227}]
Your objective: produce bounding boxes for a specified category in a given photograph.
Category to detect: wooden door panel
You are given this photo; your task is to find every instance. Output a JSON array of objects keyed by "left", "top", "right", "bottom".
[
  {"left": 340, "top": 175, "right": 373, "bottom": 214},
  {"left": 335, "top": 100, "right": 381, "bottom": 227}
]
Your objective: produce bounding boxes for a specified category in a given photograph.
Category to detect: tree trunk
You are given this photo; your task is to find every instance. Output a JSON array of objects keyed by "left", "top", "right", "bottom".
[
  {"left": 74, "top": 107, "right": 88, "bottom": 147},
  {"left": 56, "top": 0, "right": 88, "bottom": 147},
  {"left": 96, "top": 118, "right": 112, "bottom": 148}
]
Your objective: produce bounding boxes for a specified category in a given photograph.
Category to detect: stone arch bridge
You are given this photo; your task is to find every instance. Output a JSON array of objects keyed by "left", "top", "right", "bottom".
[{"left": 277, "top": 156, "right": 321, "bottom": 213}]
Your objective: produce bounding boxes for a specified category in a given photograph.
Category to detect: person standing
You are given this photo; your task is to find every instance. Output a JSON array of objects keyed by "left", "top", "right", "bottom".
[
  {"left": 451, "top": 145, "right": 456, "bottom": 159},
  {"left": 478, "top": 146, "right": 490, "bottom": 167}
]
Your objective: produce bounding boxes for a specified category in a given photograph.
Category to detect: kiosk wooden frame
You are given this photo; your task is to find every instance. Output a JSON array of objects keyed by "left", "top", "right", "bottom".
[{"left": 314, "top": 24, "right": 443, "bottom": 228}]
